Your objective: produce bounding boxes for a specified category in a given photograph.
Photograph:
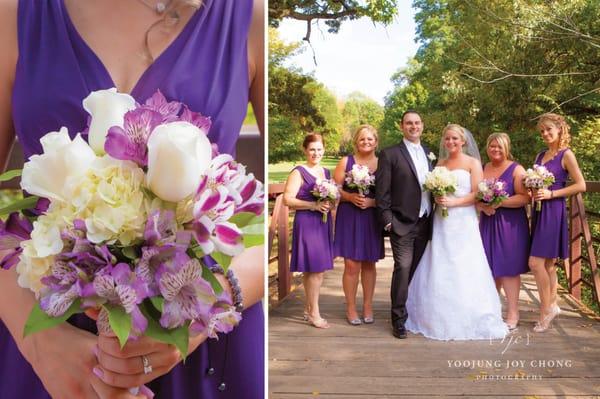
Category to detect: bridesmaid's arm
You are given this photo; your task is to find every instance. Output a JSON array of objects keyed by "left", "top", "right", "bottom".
[
  {"left": 533, "top": 150, "right": 586, "bottom": 201},
  {"left": 283, "top": 169, "right": 318, "bottom": 211},
  {"left": 334, "top": 156, "right": 366, "bottom": 208},
  {"left": 497, "top": 165, "right": 529, "bottom": 208},
  {"left": 248, "top": 0, "right": 264, "bottom": 135}
]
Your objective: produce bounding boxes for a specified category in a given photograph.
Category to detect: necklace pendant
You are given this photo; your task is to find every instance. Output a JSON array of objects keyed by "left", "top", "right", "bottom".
[{"left": 155, "top": 2, "right": 166, "bottom": 13}]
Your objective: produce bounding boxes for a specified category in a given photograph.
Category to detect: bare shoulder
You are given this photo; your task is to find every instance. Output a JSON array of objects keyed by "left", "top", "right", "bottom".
[{"left": 467, "top": 155, "right": 482, "bottom": 171}]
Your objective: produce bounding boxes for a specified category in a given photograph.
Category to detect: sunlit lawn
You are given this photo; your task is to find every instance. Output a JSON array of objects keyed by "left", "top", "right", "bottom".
[{"left": 268, "top": 156, "right": 340, "bottom": 183}]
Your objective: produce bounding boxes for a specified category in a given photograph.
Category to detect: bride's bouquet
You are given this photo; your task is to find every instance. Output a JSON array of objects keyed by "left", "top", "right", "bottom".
[
  {"left": 423, "top": 167, "right": 458, "bottom": 218},
  {"left": 523, "top": 165, "right": 555, "bottom": 211},
  {"left": 476, "top": 178, "right": 509, "bottom": 207},
  {"left": 344, "top": 164, "right": 375, "bottom": 196},
  {"left": 310, "top": 178, "right": 339, "bottom": 222},
  {"left": 0, "top": 89, "right": 264, "bottom": 359}
]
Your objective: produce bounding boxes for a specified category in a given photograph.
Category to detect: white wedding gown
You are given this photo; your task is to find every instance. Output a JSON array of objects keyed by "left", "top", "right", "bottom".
[{"left": 406, "top": 169, "right": 508, "bottom": 340}]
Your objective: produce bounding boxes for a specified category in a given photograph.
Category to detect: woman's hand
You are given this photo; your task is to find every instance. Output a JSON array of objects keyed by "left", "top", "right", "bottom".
[
  {"left": 22, "top": 322, "right": 143, "bottom": 399},
  {"left": 434, "top": 195, "right": 457, "bottom": 208},
  {"left": 313, "top": 200, "right": 331, "bottom": 214},
  {"left": 349, "top": 193, "right": 367, "bottom": 209},
  {"left": 477, "top": 202, "right": 496, "bottom": 216},
  {"left": 92, "top": 331, "right": 207, "bottom": 389},
  {"left": 533, "top": 188, "right": 552, "bottom": 201}
]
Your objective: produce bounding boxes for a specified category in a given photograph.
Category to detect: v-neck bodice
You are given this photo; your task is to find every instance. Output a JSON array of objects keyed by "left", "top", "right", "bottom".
[{"left": 12, "top": 0, "right": 253, "bottom": 158}]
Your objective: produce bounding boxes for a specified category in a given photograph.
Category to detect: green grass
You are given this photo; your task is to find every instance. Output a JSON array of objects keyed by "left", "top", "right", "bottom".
[{"left": 268, "top": 157, "right": 340, "bottom": 183}]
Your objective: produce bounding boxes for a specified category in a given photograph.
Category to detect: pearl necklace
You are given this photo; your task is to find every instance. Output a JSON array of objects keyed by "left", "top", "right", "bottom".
[{"left": 136, "top": 0, "right": 171, "bottom": 14}]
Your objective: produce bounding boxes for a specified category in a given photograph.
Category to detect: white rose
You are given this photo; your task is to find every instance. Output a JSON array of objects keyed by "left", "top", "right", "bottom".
[
  {"left": 478, "top": 181, "right": 489, "bottom": 192},
  {"left": 21, "top": 128, "right": 96, "bottom": 202},
  {"left": 83, "top": 88, "right": 136, "bottom": 155},
  {"left": 147, "top": 121, "right": 212, "bottom": 202},
  {"left": 30, "top": 218, "right": 64, "bottom": 257}
]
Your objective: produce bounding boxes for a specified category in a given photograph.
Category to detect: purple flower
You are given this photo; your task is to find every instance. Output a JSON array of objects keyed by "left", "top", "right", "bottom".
[
  {"left": 141, "top": 90, "right": 182, "bottom": 123},
  {"left": 0, "top": 213, "right": 33, "bottom": 269},
  {"left": 156, "top": 256, "right": 216, "bottom": 329},
  {"left": 191, "top": 186, "right": 243, "bottom": 256},
  {"left": 144, "top": 210, "right": 177, "bottom": 246},
  {"left": 93, "top": 263, "right": 149, "bottom": 335},
  {"left": 180, "top": 105, "right": 212, "bottom": 133},
  {"left": 104, "top": 107, "right": 162, "bottom": 166},
  {"left": 190, "top": 296, "right": 242, "bottom": 339}
]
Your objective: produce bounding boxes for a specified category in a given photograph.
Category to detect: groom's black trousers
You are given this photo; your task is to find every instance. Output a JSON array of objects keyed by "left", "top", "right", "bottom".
[{"left": 389, "top": 215, "right": 430, "bottom": 327}]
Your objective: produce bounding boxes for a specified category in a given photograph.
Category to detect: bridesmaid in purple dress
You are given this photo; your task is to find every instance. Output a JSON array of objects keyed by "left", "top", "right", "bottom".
[
  {"left": 529, "top": 113, "right": 585, "bottom": 333},
  {"left": 477, "top": 133, "right": 530, "bottom": 330},
  {"left": 284, "top": 133, "right": 334, "bottom": 329},
  {"left": 0, "top": 1, "right": 264, "bottom": 398},
  {"left": 333, "top": 125, "right": 384, "bottom": 325}
]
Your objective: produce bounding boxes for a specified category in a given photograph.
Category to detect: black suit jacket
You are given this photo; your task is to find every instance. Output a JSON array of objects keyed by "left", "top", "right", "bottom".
[{"left": 375, "top": 141, "right": 433, "bottom": 236}]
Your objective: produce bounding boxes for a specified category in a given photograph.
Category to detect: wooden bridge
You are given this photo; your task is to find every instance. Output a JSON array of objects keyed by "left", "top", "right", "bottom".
[{"left": 268, "top": 184, "right": 600, "bottom": 398}]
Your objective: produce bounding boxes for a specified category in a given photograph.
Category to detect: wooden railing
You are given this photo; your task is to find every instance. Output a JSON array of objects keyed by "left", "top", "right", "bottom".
[
  {"left": 270, "top": 181, "right": 600, "bottom": 309},
  {"left": 268, "top": 183, "right": 290, "bottom": 302},
  {"left": 567, "top": 181, "right": 600, "bottom": 308}
]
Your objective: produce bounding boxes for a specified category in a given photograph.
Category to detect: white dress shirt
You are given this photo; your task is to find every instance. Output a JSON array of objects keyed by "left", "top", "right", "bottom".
[{"left": 403, "top": 138, "right": 432, "bottom": 217}]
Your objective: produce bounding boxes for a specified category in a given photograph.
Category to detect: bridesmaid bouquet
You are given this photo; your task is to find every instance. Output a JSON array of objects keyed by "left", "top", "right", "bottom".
[
  {"left": 476, "top": 178, "right": 509, "bottom": 207},
  {"left": 344, "top": 164, "right": 375, "bottom": 196},
  {"left": 311, "top": 178, "right": 339, "bottom": 222},
  {"left": 523, "top": 165, "right": 555, "bottom": 211},
  {"left": 0, "top": 89, "right": 264, "bottom": 359},
  {"left": 423, "top": 167, "right": 458, "bottom": 218}
]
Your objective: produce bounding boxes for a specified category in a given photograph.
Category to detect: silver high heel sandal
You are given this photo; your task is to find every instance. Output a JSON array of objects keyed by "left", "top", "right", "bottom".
[{"left": 533, "top": 306, "right": 560, "bottom": 333}]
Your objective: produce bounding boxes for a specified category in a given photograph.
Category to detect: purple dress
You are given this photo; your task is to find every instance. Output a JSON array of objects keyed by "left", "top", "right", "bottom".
[
  {"left": 530, "top": 149, "right": 570, "bottom": 259},
  {"left": 479, "top": 162, "right": 530, "bottom": 277},
  {"left": 2, "top": 1, "right": 263, "bottom": 398},
  {"left": 333, "top": 155, "right": 384, "bottom": 262},
  {"left": 290, "top": 166, "right": 334, "bottom": 272}
]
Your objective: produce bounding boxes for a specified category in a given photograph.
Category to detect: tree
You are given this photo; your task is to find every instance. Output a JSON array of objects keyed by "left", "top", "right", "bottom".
[
  {"left": 340, "top": 92, "right": 384, "bottom": 153},
  {"left": 383, "top": 0, "right": 600, "bottom": 165},
  {"left": 269, "top": 0, "right": 398, "bottom": 41}
]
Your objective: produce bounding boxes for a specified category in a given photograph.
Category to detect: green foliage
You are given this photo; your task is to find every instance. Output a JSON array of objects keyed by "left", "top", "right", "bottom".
[
  {"left": 104, "top": 304, "right": 132, "bottom": 349},
  {"left": 269, "top": 0, "right": 399, "bottom": 36},
  {"left": 23, "top": 300, "right": 82, "bottom": 338},
  {"left": 571, "top": 118, "right": 600, "bottom": 182},
  {"left": 382, "top": 0, "right": 600, "bottom": 167},
  {"left": 140, "top": 301, "right": 190, "bottom": 361},
  {"left": 340, "top": 92, "right": 385, "bottom": 153}
]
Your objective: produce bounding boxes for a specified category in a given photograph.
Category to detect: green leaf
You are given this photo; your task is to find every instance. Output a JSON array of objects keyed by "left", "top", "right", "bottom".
[
  {"left": 210, "top": 252, "right": 232, "bottom": 271},
  {"left": 243, "top": 234, "right": 264, "bottom": 248},
  {"left": 0, "top": 196, "right": 39, "bottom": 216},
  {"left": 229, "top": 212, "right": 264, "bottom": 228},
  {"left": 150, "top": 296, "right": 164, "bottom": 312},
  {"left": 141, "top": 302, "right": 189, "bottom": 361},
  {"left": 202, "top": 265, "right": 224, "bottom": 294},
  {"left": 24, "top": 300, "right": 82, "bottom": 337},
  {"left": 121, "top": 246, "right": 138, "bottom": 260},
  {"left": 240, "top": 223, "right": 263, "bottom": 235},
  {"left": 104, "top": 304, "right": 132, "bottom": 349},
  {"left": 0, "top": 169, "right": 22, "bottom": 182}
]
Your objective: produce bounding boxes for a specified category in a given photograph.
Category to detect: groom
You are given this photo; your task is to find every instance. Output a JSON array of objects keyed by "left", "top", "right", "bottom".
[{"left": 375, "top": 110, "right": 433, "bottom": 339}]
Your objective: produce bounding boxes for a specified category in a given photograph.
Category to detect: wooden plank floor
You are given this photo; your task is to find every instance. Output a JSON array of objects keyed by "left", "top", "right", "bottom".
[{"left": 269, "top": 246, "right": 600, "bottom": 398}]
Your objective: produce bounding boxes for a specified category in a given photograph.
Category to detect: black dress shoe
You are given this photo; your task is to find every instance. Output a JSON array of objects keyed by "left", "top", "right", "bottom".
[{"left": 392, "top": 325, "right": 407, "bottom": 339}]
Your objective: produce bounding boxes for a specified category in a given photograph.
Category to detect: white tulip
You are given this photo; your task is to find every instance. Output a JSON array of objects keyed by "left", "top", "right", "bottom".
[
  {"left": 83, "top": 88, "right": 136, "bottom": 155},
  {"left": 146, "top": 121, "right": 212, "bottom": 202},
  {"left": 21, "top": 128, "right": 96, "bottom": 202}
]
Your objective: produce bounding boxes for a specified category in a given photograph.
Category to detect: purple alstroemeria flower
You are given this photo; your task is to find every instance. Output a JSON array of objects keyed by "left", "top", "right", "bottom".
[
  {"left": 142, "top": 90, "right": 182, "bottom": 123},
  {"left": 156, "top": 256, "right": 216, "bottom": 330},
  {"left": 144, "top": 210, "right": 177, "bottom": 246},
  {"left": 190, "top": 295, "right": 242, "bottom": 339},
  {"left": 180, "top": 105, "right": 212, "bottom": 133},
  {"left": 191, "top": 186, "right": 243, "bottom": 256},
  {"left": 93, "top": 263, "right": 149, "bottom": 335},
  {"left": 234, "top": 174, "right": 264, "bottom": 215},
  {"left": 0, "top": 212, "right": 33, "bottom": 269},
  {"left": 105, "top": 107, "right": 163, "bottom": 166}
]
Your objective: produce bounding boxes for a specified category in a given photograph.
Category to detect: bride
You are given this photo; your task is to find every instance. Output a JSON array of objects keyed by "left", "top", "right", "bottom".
[{"left": 406, "top": 124, "right": 508, "bottom": 340}]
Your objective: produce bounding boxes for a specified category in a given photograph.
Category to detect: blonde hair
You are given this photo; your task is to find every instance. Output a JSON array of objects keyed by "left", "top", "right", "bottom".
[
  {"left": 442, "top": 124, "right": 467, "bottom": 142},
  {"left": 537, "top": 113, "right": 571, "bottom": 150},
  {"left": 486, "top": 132, "right": 513, "bottom": 160},
  {"left": 351, "top": 124, "right": 378, "bottom": 153}
]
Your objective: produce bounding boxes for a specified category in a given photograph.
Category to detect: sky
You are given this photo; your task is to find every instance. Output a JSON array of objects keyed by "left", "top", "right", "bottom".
[{"left": 277, "top": 0, "right": 419, "bottom": 105}]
